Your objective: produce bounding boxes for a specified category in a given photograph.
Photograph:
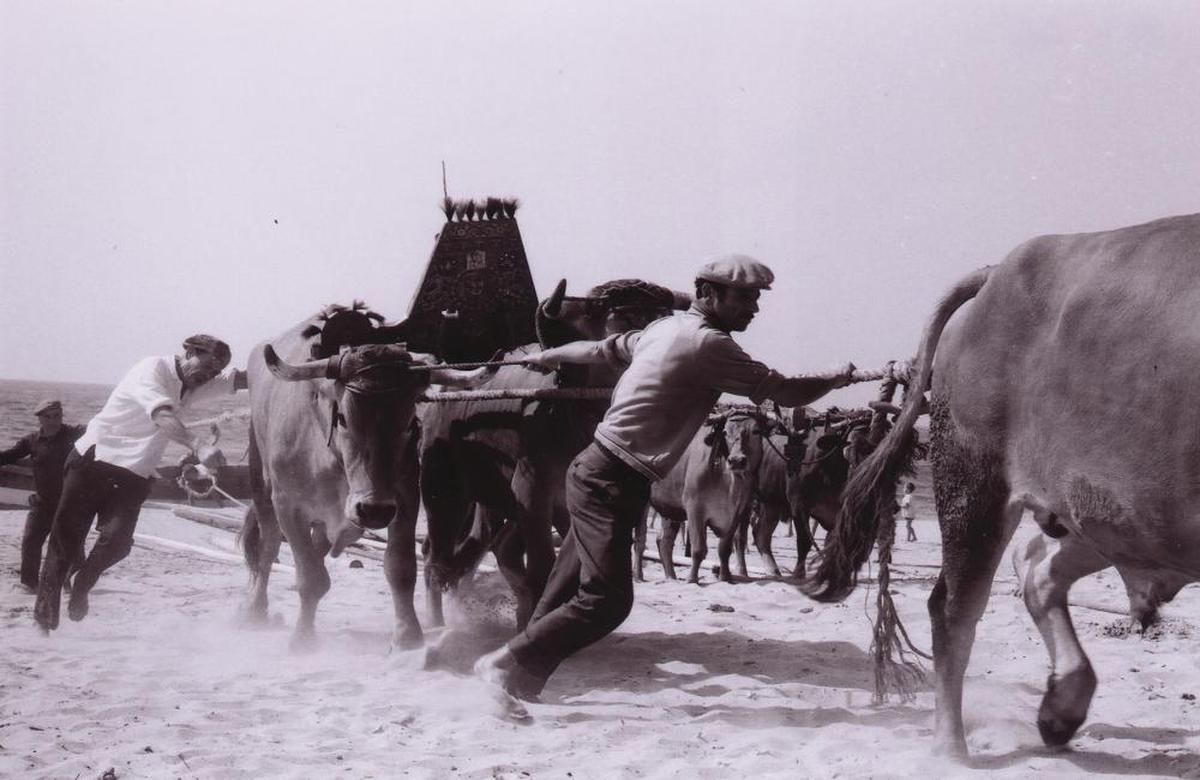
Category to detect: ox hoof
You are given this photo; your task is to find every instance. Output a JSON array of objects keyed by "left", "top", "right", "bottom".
[
  {"left": 1037, "top": 666, "right": 1097, "bottom": 746},
  {"left": 67, "top": 590, "right": 89, "bottom": 622},
  {"left": 391, "top": 629, "right": 424, "bottom": 653},
  {"left": 931, "top": 736, "right": 970, "bottom": 762},
  {"left": 237, "top": 606, "right": 270, "bottom": 628},
  {"left": 288, "top": 631, "right": 320, "bottom": 654}
]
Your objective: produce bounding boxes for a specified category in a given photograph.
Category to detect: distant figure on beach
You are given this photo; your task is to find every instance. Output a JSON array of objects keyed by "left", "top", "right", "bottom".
[
  {"left": 900, "top": 482, "right": 917, "bottom": 542},
  {"left": 0, "top": 400, "right": 86, "bottom": 591},
  {"left": 33, "top": 335, "right": 248, "bottom": 633},
  {"left": 473, "top": 254, "right": 855, "bottom": 717}
]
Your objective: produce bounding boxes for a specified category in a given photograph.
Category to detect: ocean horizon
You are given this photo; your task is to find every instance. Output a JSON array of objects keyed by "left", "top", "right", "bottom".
[{"left": 0, "top": 378, "right": 253, "bottom": 466}]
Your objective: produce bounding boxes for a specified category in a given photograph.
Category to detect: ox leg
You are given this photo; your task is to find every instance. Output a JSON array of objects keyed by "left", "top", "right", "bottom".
[
  {"left": 754, "top": 504, "right": 782, "bottom": 578},
  {"left": 285, "top": 515, "right": 331, "bottom": 652},
  {"left": 386, "top": 468, "right": 424, "bottom": 651},
  {"left": 240, "top": 500, "right": 283, "bottom": 625},
  {"left": 927, "top": 433, "right": 1018, "bottom": 759},
  {"left": 715, "top": 523, "right": 736, "bottom": 583},
  {"left": 791, "top": 510, "right": 815, "bottom": 579},
  {"left": 420, "top": 454, "right": 472, "bottom": 629},
  {"left": 491, "top": 522, "right": 540, "bottom": 629},
  {"left": 633, "top": 507, "right": 648, "bottom": 582},
  {"left": 656, "top": 512, "right": 684, "bottom": 580},
  {"left": 1018, "top": 532, "right": 1107, "bottom": 747},
  {"left": 733, "top": 509, "right": 750, "bottom": 579},
  {"left": 513, "top": 461, "right": 557, "bottom": 624},
  {"left": 686, "top": 510, "right": 708, "bottom": 584}
]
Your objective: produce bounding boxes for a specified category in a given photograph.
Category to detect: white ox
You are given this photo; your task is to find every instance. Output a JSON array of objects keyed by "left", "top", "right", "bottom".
[
  {"left": 239, "top": 305, "right": 489, "bottom": 651},
  {"left": 807, "top": 213, "right": 1200, "bottom": 758}
]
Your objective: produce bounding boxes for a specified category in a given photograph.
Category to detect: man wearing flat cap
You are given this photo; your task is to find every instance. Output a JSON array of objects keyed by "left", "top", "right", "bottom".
[
  {"left": 0, "top": 400, "right": 86, "bottom": 591},
  {"left": 34, "top": 335, "right": 248, "bottom": 632},
  {"left": 476, "top": 253, "right": 855, "bottom": 713}
]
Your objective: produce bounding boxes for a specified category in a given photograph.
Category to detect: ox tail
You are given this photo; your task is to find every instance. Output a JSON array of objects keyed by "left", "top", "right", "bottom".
[
  {"left": 238, "top": 422, "right": 266, "bottom": 570},
  {"left": 805, "top": 265, "right": 993, "bottom": 603}
]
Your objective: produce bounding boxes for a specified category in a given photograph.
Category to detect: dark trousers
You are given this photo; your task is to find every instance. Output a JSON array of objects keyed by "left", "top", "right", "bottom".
[
  {"left": 34, "top": 447, "right": 151, "bottom": 630},
  {"left": 507, "top": 441, "right": 651, "bottom": 686},
  {"left": 19, "top": 496, "right": 83, "bottom": 589},
  {"left": 20, "top": 502, "right": 54, "bottom": 589}
]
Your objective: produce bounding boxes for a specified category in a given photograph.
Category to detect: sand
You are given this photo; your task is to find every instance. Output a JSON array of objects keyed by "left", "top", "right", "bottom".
[{"left": 1, "top": 503, "right": 1199, "bottom": 779}]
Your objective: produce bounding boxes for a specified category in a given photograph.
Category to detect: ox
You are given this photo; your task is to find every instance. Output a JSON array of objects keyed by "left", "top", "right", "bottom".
[
  {"left": 808, "top": 213, "right": 1200, "bottom": 758},
  {"left": 753, "top": 414, "right": 876, "bottom": 578},
  {"left": 239, "top": 305, "right": 489, "bottom": 650},
  {"left": 420, "top": 279, "right": 684, "bottom": 628},
  {"left": 650, "top": 408, "right": 768, "bottom": 583}
]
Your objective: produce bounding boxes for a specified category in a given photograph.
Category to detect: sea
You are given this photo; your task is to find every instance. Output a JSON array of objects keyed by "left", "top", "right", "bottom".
[{"left": 0, "top": 378, "right": 253, "bottom": 465}]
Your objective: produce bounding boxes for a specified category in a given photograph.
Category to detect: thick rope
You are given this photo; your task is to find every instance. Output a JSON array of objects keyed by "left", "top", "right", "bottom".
[
  {"left": 865, "top": 373, "right": 929, "bottom": 703},
  {"left": 419, "top": 387, "right": 614, "bottom": 403},
  {"left": 418, "top": 362, "right": 911, "bottom": 404},
  {"left": 870, "top": 515, "right": 928, "bottom": 704}
]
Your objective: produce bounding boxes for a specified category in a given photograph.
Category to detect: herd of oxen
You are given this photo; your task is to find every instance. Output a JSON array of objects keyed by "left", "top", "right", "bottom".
[
  {"left": 228, "top": 213, "right": 1200, "bottom": 759},
  {"left": 236, "top": 278, "right": 875, "bottom": 646}
]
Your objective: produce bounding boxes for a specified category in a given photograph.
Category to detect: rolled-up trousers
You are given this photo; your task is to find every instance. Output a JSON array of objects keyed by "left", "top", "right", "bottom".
[
  {"left": 506, "top": 441, "right": 650, "bottom": 688},
  {"left": 34, "top": 447, "right": 151, "bottom": 630}
]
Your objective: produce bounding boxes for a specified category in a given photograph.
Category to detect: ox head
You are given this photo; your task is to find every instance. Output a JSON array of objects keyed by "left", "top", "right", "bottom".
[
  {"left": 536, "top": 278, "right": 690, "bottom": 347},
  {"left": 264, "top": 340, "right": 489, "bottom": 536},
  {"left": 703, "top": 409, "right": 771, "bottom": 474}
]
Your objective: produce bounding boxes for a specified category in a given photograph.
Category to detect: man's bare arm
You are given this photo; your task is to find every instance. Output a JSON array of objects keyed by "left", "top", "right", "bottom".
[
  {"left": 151, "top": 407, "right": 197, "bottom": 451},
  {"left": 766, "top": 362, "right": 856, "bottom": 407},
  {"left": 522, "top": 340, "right": 610, "bottom": 371}
]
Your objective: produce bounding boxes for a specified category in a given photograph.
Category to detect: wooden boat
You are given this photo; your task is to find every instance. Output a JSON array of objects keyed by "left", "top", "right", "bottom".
[{"left": 0, "top": 463, "right": 253, "bottom": 510}]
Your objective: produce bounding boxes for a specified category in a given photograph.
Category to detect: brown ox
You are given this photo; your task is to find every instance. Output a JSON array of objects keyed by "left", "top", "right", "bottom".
[
  {"left": 239, "top": 305, "right": 488, "bottom": 650},
  {"left": 420, "top": 279, "right": 684, "bottom": 629},
  {"left": 808, "top": 213, "right": 1200, "bottom": 758},
  {"left": 650, "top": 408, "right": 768, "bottom": 583},
  {"left": 752, "top": 417, "right": 870, "bottom": 578}
]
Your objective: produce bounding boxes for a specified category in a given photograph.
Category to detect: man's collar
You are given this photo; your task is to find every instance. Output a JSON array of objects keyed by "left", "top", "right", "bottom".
[{"left": 688, "top": 301, "right": 730, "bottom": 333}]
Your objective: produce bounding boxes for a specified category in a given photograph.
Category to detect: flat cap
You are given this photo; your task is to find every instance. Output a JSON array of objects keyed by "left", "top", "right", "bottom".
[
  {"left": 182, "top": 334, "right": 232, "bottom": 368},
  {"left": 34, "top": 399, "right": 62, "bottom": 416},
  {"left": 695, "top": 253, "right": 774, "bottom": 291}
]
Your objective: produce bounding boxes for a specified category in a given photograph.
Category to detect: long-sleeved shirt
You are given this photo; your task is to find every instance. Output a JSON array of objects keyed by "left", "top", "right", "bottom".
[
  {"left": 0, "top": 424, "right": 87, "bottom": 504},
  {"left": 591, "top": 305, "right": 784, "bottom": 480},
  {"left": 75, "top": 356, "right": 238, "bottom": 478}
]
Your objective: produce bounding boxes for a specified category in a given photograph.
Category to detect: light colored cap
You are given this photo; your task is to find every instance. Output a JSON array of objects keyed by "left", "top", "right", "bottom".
[
  {"left": 34, "top": 399, "right": 62, "bottom": 416},
  {"left": 694, "top": 253, "right": 774, "bottom": 290}
]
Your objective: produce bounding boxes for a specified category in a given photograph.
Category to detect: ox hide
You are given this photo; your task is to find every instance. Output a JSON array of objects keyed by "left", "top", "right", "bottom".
[
  {"left": 808, "top": 212, "right": 1200, "bottom": 758},
  {"left": 240, "top": 307, "right": 430, "bottom": 652},
  {"left": 643, "top": 411, "right": 767, "bottom": 584}
]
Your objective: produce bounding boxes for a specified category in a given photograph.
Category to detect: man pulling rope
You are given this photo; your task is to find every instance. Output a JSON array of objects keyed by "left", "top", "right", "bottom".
[{"left": 473, "top": 253, "right": 856, "bottom": 719}]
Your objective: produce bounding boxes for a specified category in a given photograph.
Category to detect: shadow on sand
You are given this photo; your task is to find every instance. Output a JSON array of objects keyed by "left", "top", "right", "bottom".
[{"left": 969, "top": 728, "right": 1200, "bottom": 776}]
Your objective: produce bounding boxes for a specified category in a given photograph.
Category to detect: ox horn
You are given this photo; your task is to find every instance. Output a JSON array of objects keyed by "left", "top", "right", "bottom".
[
  {"left": 264, "top": 344, "right": 338, "bottom": 382},
  {"left": 541, "top": 279, "right": 568, "bottom": 319}
]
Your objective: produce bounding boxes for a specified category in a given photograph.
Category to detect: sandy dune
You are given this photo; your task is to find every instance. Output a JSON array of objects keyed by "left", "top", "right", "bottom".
[{"left": 2, "top": 501, "right": 1199, "bottom": 779}]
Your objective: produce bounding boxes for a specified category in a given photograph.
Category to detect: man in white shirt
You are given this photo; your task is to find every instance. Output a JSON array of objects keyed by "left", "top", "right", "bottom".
[{"left": 34, "top": 335, "right": 248, "bottom": 632}]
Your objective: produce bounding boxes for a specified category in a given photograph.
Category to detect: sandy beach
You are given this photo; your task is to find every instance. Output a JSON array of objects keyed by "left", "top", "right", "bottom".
[{"left": 1, "top": 500, "right": 1198, "bottom": 779}]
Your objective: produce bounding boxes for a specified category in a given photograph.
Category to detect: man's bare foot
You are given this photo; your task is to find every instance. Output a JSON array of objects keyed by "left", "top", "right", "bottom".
[{"left": 473, "top": 646, "right": 532, "bottom": 723}]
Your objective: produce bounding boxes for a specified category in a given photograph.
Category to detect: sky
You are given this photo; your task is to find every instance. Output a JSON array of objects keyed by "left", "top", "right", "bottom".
[{"left": 4, "top": 1, "right": 1200, "bottom": 409}]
